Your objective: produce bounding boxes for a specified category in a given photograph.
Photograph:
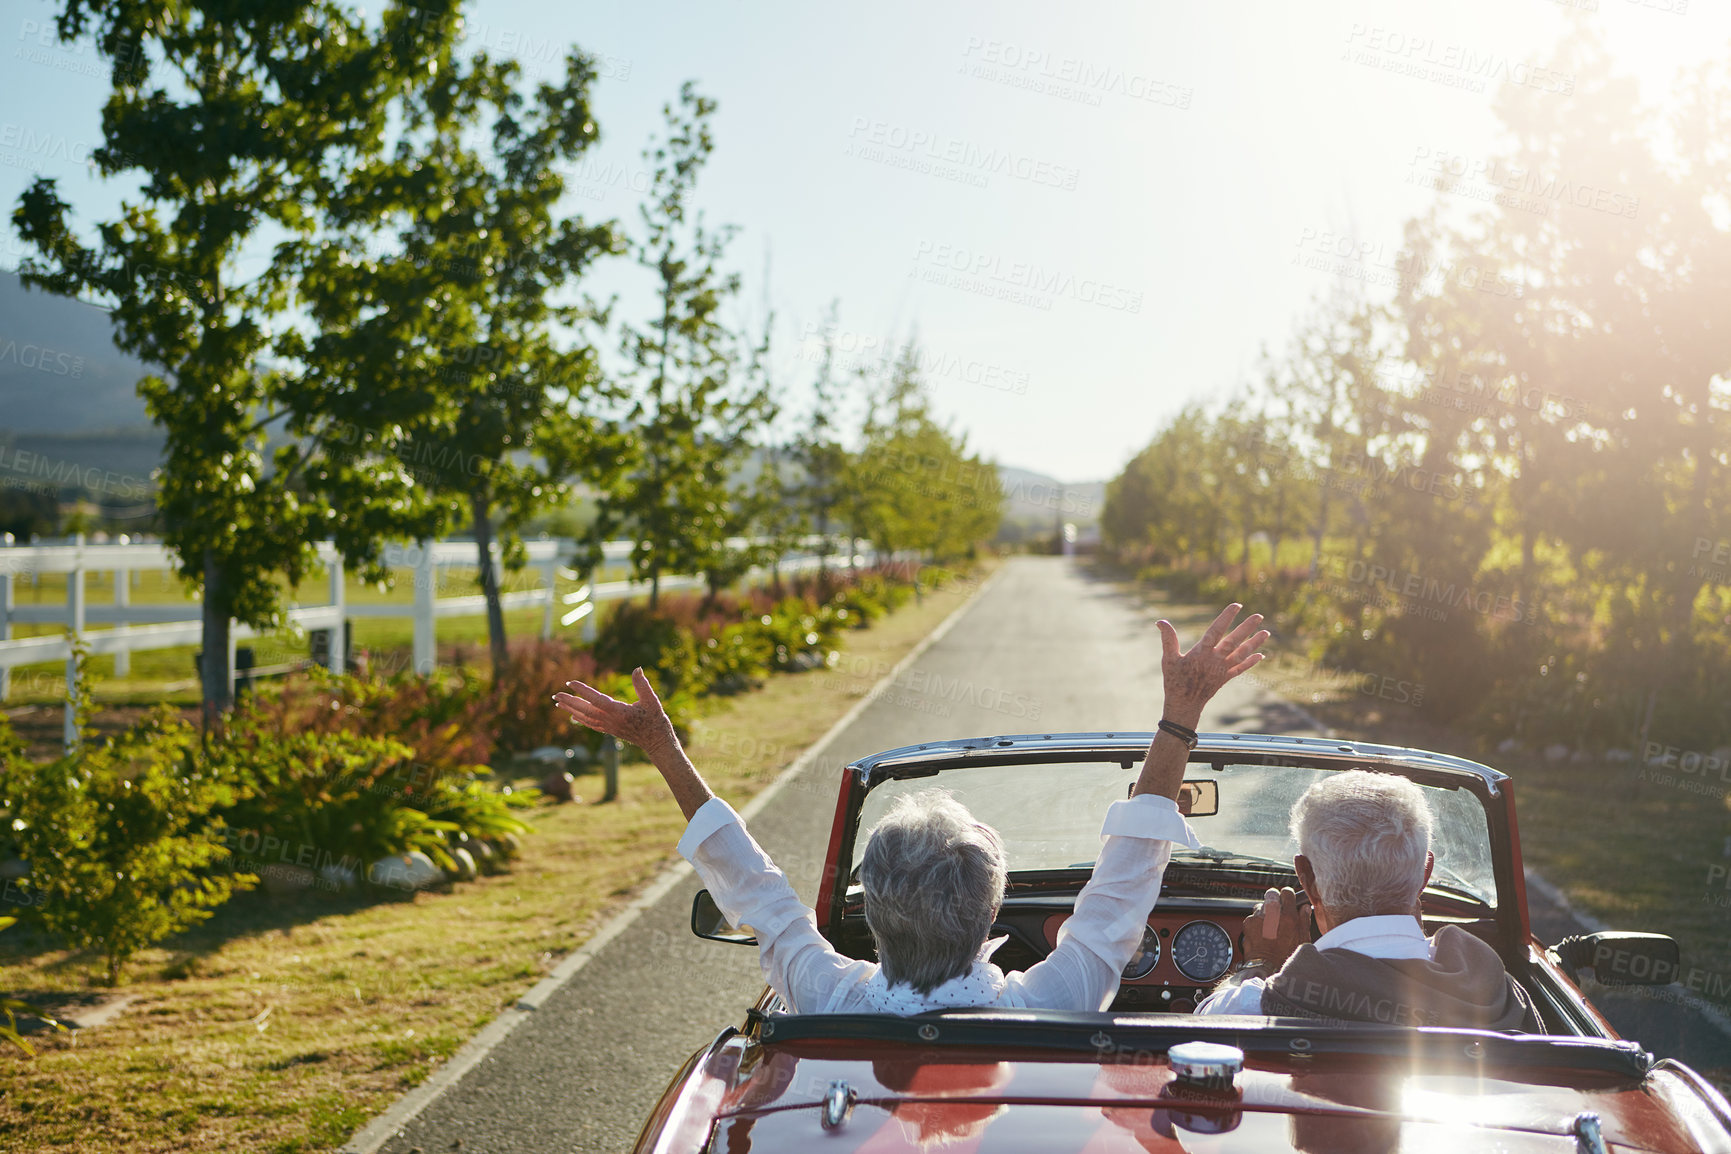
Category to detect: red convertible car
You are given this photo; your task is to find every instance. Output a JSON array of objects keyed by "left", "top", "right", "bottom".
[{"left": 633, "top": 731, "right": 1731, "bottom": 1152}]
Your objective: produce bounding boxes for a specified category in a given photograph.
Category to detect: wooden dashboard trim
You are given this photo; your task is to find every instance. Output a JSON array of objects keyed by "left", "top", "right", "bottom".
[{"left": 1041, "top": 911, "right": 1243, "bottom": 987}]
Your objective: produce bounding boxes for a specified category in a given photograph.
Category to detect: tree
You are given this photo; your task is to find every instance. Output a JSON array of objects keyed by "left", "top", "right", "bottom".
[
  {"left": 592, "top": 82, "right": 775, "bottom": 607},
  {"left": 12, "top": 0, "right": 464, "bottom": 720},
  {"left": 786, "top": 302, "right": 853, "bottom": 588},
  {"left": 848, "top": 342, "right": 1000, "bottom": 561},
  {"left": 290, "top": 46, "right": 619, "bottom": 680},
  {"left": 1101, "top": 405, "right": 1217, "bottom": 565}
]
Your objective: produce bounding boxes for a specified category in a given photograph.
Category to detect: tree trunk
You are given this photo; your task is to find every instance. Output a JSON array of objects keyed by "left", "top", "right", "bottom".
[
  {"left": 1518, "top": 524, "right": 1536, "bottom": 609},
  {"left": 815, "top": 508, "right": 830, "bottom": 598},
  {"left": 200, "top": 548, "right": 232, "bottom": 728},
  {"left": 1271, "top": 487, "right": 1286, "bottom": 575},
  {"left": 470, "top": 488, "right": 508, "bottom": 681},
  {"left": 649, "top": 567, "right": 660, "bottom": 610},
  {"left": 1309, "top": 487, "right": 1330, "bottom": 579}
]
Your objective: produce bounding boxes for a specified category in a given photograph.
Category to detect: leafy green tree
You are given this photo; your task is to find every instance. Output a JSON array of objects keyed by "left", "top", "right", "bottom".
[
  {"left": 591, "top": 82, "right": 776, "bottom": 607},
  {"left": 291, "top": 45, "right": 619, "bottom": 679},
  {"left": 1101, "top": 405, "right": 1217, "bottom": 565},
  {"left": 786, "top": 302, "right": 854, "bottom": 587},
  {"left": 849, "top": 343, "right": 1000, "bottom": 560},
  {"left": 12, "top": 0, "right": 464, "bottom": 720}
]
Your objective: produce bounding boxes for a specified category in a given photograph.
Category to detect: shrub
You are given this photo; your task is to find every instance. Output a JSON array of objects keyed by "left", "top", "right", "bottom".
[
  {"left": 592, "top": 600, "right": 705, "bottom": 695},
  {"left": 211, "top": 690, "right": 533, "bottom": 879},
  {"left": 753, "top": 597, "right": 841, "bottom": 671},
  {"left": 693, "top": 620, "right": 773, "bottom": 694},
  {"left": 489, "top": 638, "right": 602, "bottom": 755},
  {"left": 0, "top": 704, "right": 250, "bottom": 985}
]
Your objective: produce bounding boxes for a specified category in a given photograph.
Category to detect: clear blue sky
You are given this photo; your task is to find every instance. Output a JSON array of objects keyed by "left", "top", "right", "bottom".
[{"left": 2, "top": 0, "right": 1725, "bottom": 482}]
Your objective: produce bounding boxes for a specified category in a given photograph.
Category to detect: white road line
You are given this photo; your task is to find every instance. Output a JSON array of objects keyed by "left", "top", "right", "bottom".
[{"left": 340, "top": 567, "right": 1003, "bottom": 1154}]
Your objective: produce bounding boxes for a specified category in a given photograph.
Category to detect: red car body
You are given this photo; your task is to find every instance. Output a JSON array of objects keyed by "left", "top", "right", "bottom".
[{"left": 633, "top": 732, "right": 1731, "bottom": 1153}]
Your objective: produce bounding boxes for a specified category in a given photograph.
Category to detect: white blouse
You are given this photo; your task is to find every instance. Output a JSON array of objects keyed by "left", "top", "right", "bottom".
[{"left": 677, "top": 792, "right": 1200, "bottom": 1015}]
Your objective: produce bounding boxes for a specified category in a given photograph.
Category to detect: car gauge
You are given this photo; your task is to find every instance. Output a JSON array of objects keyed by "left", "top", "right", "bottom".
[
  {"left": 1172, "top": 921, "right": 1233, "bottom": 982},
  {"left": 1120, "top": 924, "right": 1161, "bottom": 980}
]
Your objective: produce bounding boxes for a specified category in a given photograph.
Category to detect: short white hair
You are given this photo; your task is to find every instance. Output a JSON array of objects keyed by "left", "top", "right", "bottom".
[
  {"left": 860, "top": 789, "right": 1006, "bottom": 995},
  {"left": 1291, "top": 770, "right": 1434, "bottom": 921}
]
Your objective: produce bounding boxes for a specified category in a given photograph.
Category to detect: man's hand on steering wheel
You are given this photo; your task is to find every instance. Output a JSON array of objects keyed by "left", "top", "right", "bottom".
[{"left": 1240, "top": 885, "right": 1313, "bottom": 973}]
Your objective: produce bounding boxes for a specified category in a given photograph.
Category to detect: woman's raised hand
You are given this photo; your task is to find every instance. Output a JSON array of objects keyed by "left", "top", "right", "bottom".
[
  {"left": 554, "top": 667, "right": 679, "bottom": 757},
  {"left": 1154, "top": 604, "right": 1270, "bottom": 720}
]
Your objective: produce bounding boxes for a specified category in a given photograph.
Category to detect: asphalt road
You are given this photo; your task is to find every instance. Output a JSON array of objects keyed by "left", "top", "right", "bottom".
[{"left": 374, "top": 556, "right": 1728, "bottom": 1154}]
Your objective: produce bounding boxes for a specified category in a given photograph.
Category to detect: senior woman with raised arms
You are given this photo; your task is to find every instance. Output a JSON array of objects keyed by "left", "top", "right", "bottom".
[{"left": 553, "top": 603, "right": 1268, "bottom": 1015}]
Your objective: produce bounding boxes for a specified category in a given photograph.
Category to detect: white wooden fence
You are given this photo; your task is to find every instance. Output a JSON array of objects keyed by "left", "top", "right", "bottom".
[{"left": 0, "top": 534, "right": 872, "bottom": 748}]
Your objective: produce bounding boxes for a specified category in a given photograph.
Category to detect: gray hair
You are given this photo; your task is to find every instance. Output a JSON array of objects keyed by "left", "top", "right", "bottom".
[
  {"left": 860, "top": 789, "right": 1007, "bottom": 995},
  {"left": 1291, "top": 770, "right": 1434, "bottom": 921}
]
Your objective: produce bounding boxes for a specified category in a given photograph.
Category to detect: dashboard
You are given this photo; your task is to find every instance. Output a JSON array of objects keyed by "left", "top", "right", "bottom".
[
  {"left": 972, "top": 895, "right": 1257, "bottom": 1013},
  {"left": 1039, "top": 907, "right": 1245, "bottom": 1012}
]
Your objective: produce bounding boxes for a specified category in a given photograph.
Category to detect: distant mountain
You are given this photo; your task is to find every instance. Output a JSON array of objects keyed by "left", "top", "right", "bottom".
[
  {"left": 0, "top": 271, "right": 156, "bottom": 435},
  {"left": 0, "top": 272, "right": 163, "bottom": 508},
  {"left": 997, "top": 465, "right": 1104, "bottom": 527}
]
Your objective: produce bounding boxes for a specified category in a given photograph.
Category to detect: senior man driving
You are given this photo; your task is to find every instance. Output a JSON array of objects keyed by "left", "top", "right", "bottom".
[
  {"left": 553, "top": 604, "right": 1268, "bottom": 1015},
  {"left": 1197, "top": 770, "right": 1538, "bottom": 1030}
]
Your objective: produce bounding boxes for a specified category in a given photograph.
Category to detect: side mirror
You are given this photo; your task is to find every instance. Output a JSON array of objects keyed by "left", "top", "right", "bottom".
[
  {"left": 1550, "top": 932, "right": 1680, "bottom": 986},
  {"left": 692, "top": 889, "right": 757, "bottom": 945},
  {"left": 1135, "top": 779, "right": 1219, "bottom": 817}
]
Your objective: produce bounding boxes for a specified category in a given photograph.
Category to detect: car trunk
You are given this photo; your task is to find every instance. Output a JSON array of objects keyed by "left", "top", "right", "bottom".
[{"left": 700, "top": 1042, "right": 1724, "bottom": 1153}]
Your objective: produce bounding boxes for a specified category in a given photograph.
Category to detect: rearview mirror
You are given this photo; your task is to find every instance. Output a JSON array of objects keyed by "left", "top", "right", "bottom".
[
  {"left": 692, "top": 889, "right": 757, "bottom": 945},
  {"left": 1179, "top": 780, "right": 1219, "bottom": 817},
  {"left": 1550, "top": 932, "right": 1680, "bottom": 986},
  {"left": 1133, "top": 779, "right": 1219, "bottom": 817}
]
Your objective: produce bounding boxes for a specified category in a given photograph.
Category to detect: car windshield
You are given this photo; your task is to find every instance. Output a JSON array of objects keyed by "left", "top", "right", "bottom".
[{"left": 854, "top": 760, "right": 1498, "bottom": 907}]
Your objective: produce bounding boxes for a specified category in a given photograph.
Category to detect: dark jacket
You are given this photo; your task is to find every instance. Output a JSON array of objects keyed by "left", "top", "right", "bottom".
[{"left": 1260, "top": 924, "right": 1539, "bottom": 1031}]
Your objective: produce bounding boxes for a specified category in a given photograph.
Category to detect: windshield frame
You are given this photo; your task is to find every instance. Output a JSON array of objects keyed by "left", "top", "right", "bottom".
[{"left": 821, "top": 731, "right": 1525, "bottom": 966}]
